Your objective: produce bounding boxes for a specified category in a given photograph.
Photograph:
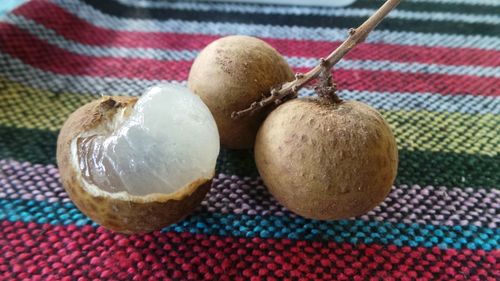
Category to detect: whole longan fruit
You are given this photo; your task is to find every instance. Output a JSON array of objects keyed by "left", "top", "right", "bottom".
[
  {"left": 188, "top": 35, "right": 294, "bottom": 149},
  {"left": 255, "top": 98, "right": 398, "bottom": 220}
]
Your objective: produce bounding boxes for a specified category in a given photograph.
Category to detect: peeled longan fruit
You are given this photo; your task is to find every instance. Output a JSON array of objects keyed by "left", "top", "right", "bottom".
[
  {"left": 188, "top": 35, "right": 294, "bottom": 149},
  {"left": 255, "top": 98, "right": 398, "bottom": 220},
  {"left": 57, "top": 84, "right": 220, "bottom": 233}
]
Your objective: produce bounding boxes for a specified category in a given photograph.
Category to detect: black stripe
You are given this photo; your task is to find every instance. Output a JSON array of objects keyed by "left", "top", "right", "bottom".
[
  {"left": 1, "top": 126, "right": 498, "bottom": 189},
  {"left": 111, "top": 0, "right": 500, "bottom": 18},
  {"left": 80, "top": 0, "right": 500, "bottom": 37},
  {"left": 352, "top": 0, "right": 500, "bottom": 16}
]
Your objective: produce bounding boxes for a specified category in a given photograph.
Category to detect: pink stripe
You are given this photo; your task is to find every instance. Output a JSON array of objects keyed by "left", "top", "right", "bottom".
[
  {"left": 13, "top": 0, "right": 500, "bottom": 68},
  {"left": 1, "top": 220, "right": 498, "bottom": 281},
  {"left": 1, "top": 23, "right": 498, "bottom": 97}
]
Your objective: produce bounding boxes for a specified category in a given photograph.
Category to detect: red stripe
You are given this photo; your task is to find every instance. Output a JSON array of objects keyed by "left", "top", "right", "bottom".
[
  {"left": 1, "top": 23, "right": 498, "bottom": 97},
  {"left": 13, "top": 0, "right": 500, "bottom": 68},
  {"left": 1, "top": 220, "right": 498, "bottom": 281}
]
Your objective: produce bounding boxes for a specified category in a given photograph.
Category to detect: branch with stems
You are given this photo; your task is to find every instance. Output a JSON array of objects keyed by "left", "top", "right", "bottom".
[{"left": 231, "top": 0, "right": 401, "bottom": 120}]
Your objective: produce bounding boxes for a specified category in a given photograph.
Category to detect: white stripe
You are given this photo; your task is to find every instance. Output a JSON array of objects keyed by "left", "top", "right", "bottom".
[
  {"left": 199, "top": 0, "right": 357, "bottom": 7},
  {"left": 407, "top": 0, "right": 500, "bottom": 7},
  {"left": 3, "top": 15, "right": 198, "bottom": 62},
  {"left": 50, "top": 0, "right": 500, "bottom": 51},
  {"left": 289, "top": 56, "right": 500, "bottom": 78},
  {"left": 121, "top": 0, "right": 500, "bottom": 8},
  {"left": 6, "top": 14, "right": 499, "bottom": 79},
  {"left": 1, "top": 52, "right": 498, "bottom": 115},
  {"left": 0, "top": 53, "right": 174, "bottom": 96},
  {"left": 302, "top": 88, "right": 500, "bottom": 115},
  {"left": 114, "top": 0, "right": 500, "bottom": 25}
]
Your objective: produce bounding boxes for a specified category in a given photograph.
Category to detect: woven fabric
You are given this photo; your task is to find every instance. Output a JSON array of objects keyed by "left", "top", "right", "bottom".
[{"left": 0, "top": 0, "right": 499, "bottom": 280}]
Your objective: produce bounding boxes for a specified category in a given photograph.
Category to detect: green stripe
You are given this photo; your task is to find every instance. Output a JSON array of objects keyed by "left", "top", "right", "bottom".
[
  {"left": 2, "top": 78, "right": 498, "bottom": 157},
  {"left": 353, "top": 0, "right": 500, "bottom": 16},
  {"left": 1, "top": 126, "right": 498, "bottom": 188},
  {"left": 0, "top": 126, "right": 58, "bottom": 164},
  {"left": 218, "top": 145, "right": 500, "bottom": 189}
]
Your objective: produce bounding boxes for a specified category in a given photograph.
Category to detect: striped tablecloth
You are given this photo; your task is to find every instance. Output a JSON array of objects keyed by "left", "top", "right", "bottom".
[{"left": 0, "top": 0, "right": 499, "bottom": 280}]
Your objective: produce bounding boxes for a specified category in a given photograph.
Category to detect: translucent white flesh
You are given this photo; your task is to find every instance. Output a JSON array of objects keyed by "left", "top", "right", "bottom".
[{"left": 78, "top": 84, "right": 220, "bottom": 196}]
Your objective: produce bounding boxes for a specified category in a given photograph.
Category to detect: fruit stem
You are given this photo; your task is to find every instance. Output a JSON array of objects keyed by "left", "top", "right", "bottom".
[
  {"left": 232, "top": 0, "right": 401, "bottom": 119},
  {"left": 315, "top": 61, "right": 341, "bottom": 104}
]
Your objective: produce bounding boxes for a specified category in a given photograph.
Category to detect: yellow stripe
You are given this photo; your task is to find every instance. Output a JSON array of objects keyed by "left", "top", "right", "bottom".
[
  {"left": 0, "top": 77, "right": 95, "bottom": 131},
  {"left": 0, "top": 77, "right": 498, "bottom": 156},
  {"left": 382, "top": 110, "right": 499, "bottom": 157}
]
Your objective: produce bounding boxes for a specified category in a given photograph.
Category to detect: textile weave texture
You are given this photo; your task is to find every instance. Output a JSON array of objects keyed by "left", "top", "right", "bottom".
[{"left": 0, "top": 0, "right": 499, "bottom": 280}]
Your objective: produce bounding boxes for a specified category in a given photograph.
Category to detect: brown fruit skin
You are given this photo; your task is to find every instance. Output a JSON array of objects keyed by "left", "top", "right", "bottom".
[
  {"left": 188, "top": 35, "right": 294, "bottom": 149},
  {"left": 57, "top": 96, "right": 211, "bottom": 234},
  {"left": 255, "top": 98, "right": 398, "bottom": 220}
]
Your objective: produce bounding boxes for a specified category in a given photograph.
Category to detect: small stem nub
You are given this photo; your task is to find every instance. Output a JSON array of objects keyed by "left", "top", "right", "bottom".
[
  {"left": 295, "top": 72, "right": 305, "bottom": 79},
  {"left": 315, "top": 67, "right": 341, "bottom": 104},
  {"left": 230, "top": 0, "right": 401, "bottom": 120},
  {"left": 319, "top": 58, "right": 329, "bottom": 67},
  {"left": 316, "top": 57, "right": 340, "bottom": 103}
]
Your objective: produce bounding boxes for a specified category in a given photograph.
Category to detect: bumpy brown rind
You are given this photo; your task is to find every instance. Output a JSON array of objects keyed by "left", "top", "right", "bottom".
[
  {"left": 255, "top": 99, "right": 398, "bottom": 220},
  {"left": 187, "top": 35, "right": 294, "bottom": 149},
  {"left": 56, "top": 96, "right": 212, "bottom": 234}
]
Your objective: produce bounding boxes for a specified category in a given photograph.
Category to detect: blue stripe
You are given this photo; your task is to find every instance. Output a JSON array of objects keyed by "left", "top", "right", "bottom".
[{"left": 0, "top": 198, "right": 498, "bottom": 250}]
